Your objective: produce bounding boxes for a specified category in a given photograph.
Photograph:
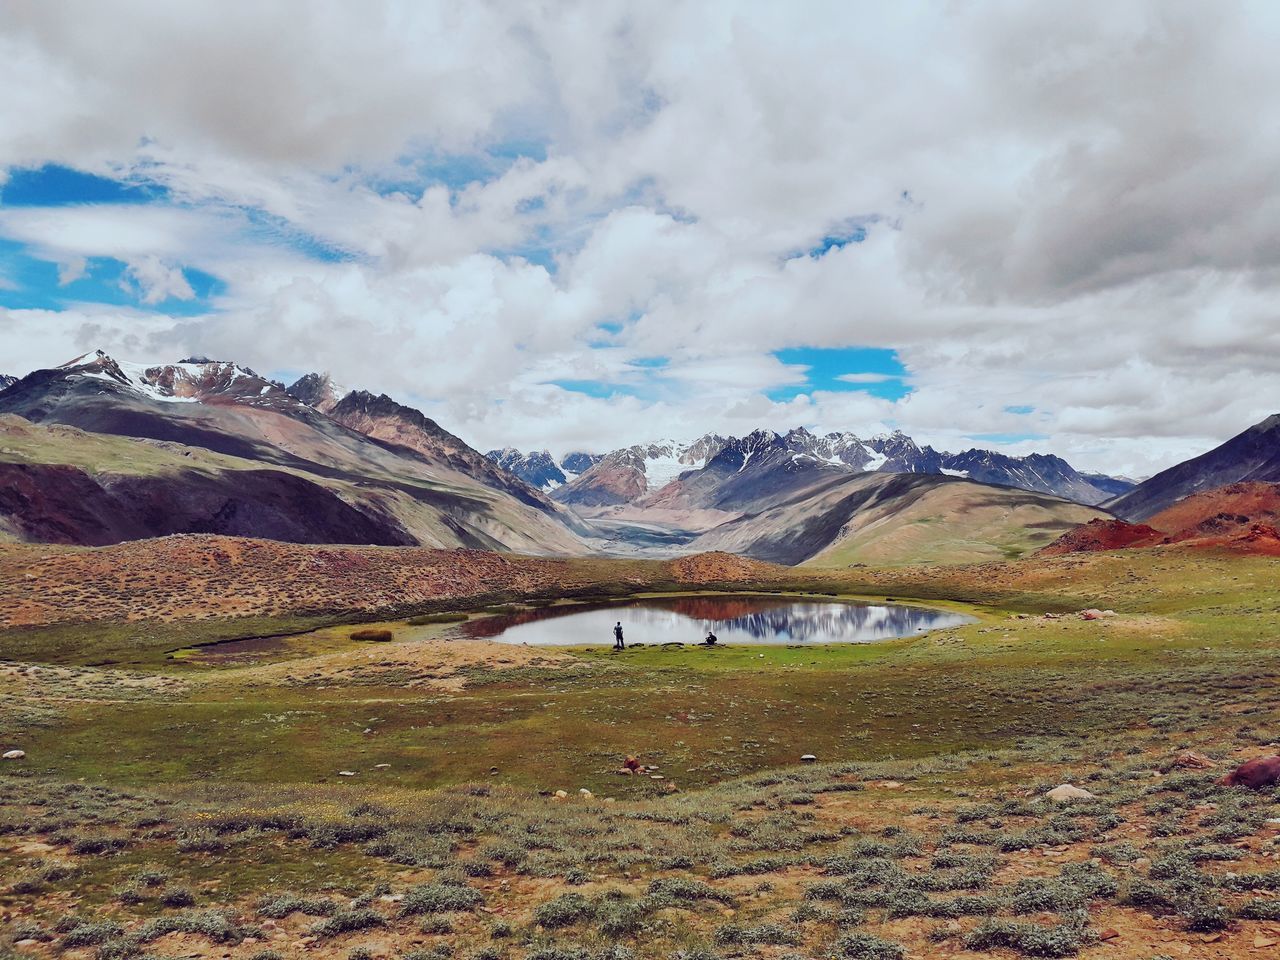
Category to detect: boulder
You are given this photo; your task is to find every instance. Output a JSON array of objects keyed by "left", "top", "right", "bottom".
[
  {"left": 579, "top": 788, "right": 593, "bottom": 799},
  {"left": 800, "top": 754, "right": 817, "bottom": 763},
  {"left": 1045, "top": 783, "right": 1095, "bottom": 802},
  {"left": 1220, "top": 755, "right": 1280, "bottom": 789},
  {"left": 2, "top": 749, "right": 25, "bottom": 760},
  {"left": 554, "top": 789, "right": 569, "bottom": 799},
  {"left": 337, "top": 770, "right": 356, "bottom": 777},
  {"left": 1170, "top": 751, "right": 1217, "bottom": 770}
]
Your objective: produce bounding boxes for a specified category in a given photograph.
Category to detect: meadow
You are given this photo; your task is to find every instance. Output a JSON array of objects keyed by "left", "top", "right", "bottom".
[{"left": 3, "top": 547, "right": 1280, "bottom": 959}]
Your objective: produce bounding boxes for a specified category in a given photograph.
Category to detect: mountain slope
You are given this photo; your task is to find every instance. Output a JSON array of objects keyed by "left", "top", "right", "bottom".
[
  {"left": 689, "top": 471, "right": 1108, "bottom": 565},
  {"left": 1108, "top": 414, "right": 1280, "bottom": 520},
  {"left": 0, "top": 353, "right": 589, "bottom": 553},
  {"left": 0, "top": 374, "right": 16, "bottom": 392}
]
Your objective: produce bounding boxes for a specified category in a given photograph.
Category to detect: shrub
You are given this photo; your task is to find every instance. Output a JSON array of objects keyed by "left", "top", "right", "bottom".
[
  {"left": 311, "top": 909, "right": 386, "bottom": 938},
  {"left": 136, "top": 911, "right": 248, "bottom": 944},
  {"left": 398, "top": 883, "right": 484, "bottom": 916},
  {"left": 830, "top": 932, "right": 905, "bottom": 959},
  {"left": 964, "top": 915, "right": 1098, "bottom": 957},
  {"left": 351, "top": 629, "right": 394, "bottom": 642},
  {"left": 257, "top": 892, "right": 338, "bottom": 918},
  {"left": 713, "top": 923, "right": 801, "bottom": 946},
  {"left": 1236, "top": 898, "right": 1280, "bottom": 920},
  {"left": 160, "top": 886, "right": 196, "bottom": 907},
  {"left": 62, "top": 922, "right": 125, "bottom": 947},
  {"left": 648, "top": 876, "right": 732, "bottom": 905},
  {"left": 534, "top": 893, "right": 593, "bottom": 928},
  {"left": 407, "top": 613, "right": 469, "bottom": 625}
]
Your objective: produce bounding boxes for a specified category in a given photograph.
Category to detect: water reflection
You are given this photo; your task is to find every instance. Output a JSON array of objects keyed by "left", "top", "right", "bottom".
[{"left": 459, "top": 595, "right": 971, "bottom": 646}]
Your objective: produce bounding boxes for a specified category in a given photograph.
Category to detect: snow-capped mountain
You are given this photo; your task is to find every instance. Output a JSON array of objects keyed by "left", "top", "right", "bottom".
[
  {"left": 553, "top": 435, "right": 729, "bottom": 507},
  {"left": 286, "top": 371, "right": 348, "bottom": 413},
  {"left": 52, "top": 350, "right": 294, "bottom": 408},
  {"left": 483, "top": 449, "right": 605, "bottom": 492},
  {"left": 551, "top": 426, "right": 1131, "bottom": 508}
]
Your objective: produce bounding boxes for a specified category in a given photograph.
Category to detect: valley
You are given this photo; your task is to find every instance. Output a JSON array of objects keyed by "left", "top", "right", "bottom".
[{"left": 3, "top": 355, "right": 1280, "bottom": 960}]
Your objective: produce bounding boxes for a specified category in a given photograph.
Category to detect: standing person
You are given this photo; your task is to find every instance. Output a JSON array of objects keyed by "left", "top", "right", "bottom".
[{"left": 613, "top": 621, "right": 625, "bottom": 651}]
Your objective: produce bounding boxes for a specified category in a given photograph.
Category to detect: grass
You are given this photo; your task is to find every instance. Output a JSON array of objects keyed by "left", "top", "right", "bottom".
[{"left": 4, "top": 548, "right": 1280, "bottom": 958}]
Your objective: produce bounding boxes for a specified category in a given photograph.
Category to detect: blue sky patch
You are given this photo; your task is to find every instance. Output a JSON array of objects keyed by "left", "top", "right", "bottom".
[
  {"left": 0, "top": 240, "right": 221, "bottom": 316},
  {"left": 547, "top": 378, "right": 644, "bottom": 399},
  {"left": 1, "top": 164, "right": 168, "bottom": 207},
  {"left": 1004, "top": 404, "right": 1035, "bottom": 415},
  {"left": 768, "top": 346, "right": 910, "bottom": 401}
]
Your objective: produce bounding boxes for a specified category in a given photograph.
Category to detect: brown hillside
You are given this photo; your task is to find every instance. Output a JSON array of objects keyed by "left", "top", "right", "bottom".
[
  {"left": 1146, "top": 480, "right": 1280, "bottom": 533},
  {"left": 0, "top": 537, "right": 791, "bottom": 628},
  {"left": 1038, "top": 518, "right": 1163, "bottom": 555},
  {"left": 1042, "top": 481, "right": 1280, "bottom": 556}
]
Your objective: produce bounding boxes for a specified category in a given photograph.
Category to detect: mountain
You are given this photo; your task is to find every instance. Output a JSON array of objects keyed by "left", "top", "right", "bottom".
[
  {"left": 0, "top": 375, "right": 16, "bottom": 392},
  {"left": 688, "top": 470, "right": 1108, "bottom": 566},
  {"left": 285, "top": 371, "right": 347, "bottom": 413},
  {"left": 1043, "top": 481, "right": 1280, "bottom": 557},
  {"left": 0, "top": 352, "right": 588, "bottom": 553},
  {"left": 937, "top": 449, "right": 1118, "bottom": 503},
  {"left": 483, "top": 449, "right": 603, "bottom": 492},
  {"left": 1107, "top": 414, "right": 1280, "bottom": 520},
  {"left": 554, "top": 435, "right": 728, "bottom": 507},
  {"left": 551, "top": 426, "right": 1128, "bottom": 511}
]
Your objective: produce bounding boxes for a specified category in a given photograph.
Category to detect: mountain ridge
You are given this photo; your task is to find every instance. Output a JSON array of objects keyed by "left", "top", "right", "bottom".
[{"left": 504, "top": 426, "right": 1132, "bottom": 509}]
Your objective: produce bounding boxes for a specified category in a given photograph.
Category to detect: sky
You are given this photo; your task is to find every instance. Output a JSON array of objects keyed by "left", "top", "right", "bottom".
[{"left": 2, "top": 2, "right": 1279, "bottom": 475}]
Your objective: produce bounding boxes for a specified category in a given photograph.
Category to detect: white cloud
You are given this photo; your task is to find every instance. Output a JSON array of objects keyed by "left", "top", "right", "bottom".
[
  {"left": 836, "top": 373, "right": 897, "bottom": 385},
  {"left": 1, "top": 1, "right": 1279, "bottom": 477}
]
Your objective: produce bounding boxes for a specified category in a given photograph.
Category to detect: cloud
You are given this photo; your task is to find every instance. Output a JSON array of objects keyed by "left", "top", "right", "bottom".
[
  {"left": 836, "top": 373, "right": 897, "bottom": 385},
  {"left": 2, "top": 1, "right": 1279, "bottom": 477}
]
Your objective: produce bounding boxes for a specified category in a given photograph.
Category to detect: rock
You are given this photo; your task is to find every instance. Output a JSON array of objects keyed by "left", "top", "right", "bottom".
[
  {"left": 554, "top": 789, "right": 568, "bottom": 799},
  {"left": 650, "top": 774, "right": 665, "bottom": 780},
  {"left": 1171, "top": 750, "right": 1217, "bottom": 770},
  {"left": 880, "top": 781, "right": 903, "bottom": 789},
  {"left": 1099, "top": 928, "right": 1120, "bottom": 941},
  {"left": 800, "top": 754, "right": 817, "bottom": 763},
  {"left": 617, "top": 768, "right": 633, "bottom": 776},
  {"left": 374, "top": 763, "right": 391, "bottom": 769},
  {"left": 1255, "top": 935, "right": 1279, "bottom": 948},
  {"left": 337, "top": 770, "right": 356, "bottom": 777},
  {"left": 1220, "top": 755, "right": 1280, "bottom": 789},
  {"left": 579, "top": 788, "right": 593, "bottom": 798},
  {"left": 2, "top": 749, "right": 25, "bottom": 760},
  {"left": 604, "top": 797, "right": 616, "bottom": 803},
  {"left": 1045, "top": 783, "right": 1095, "bottom": 802}
]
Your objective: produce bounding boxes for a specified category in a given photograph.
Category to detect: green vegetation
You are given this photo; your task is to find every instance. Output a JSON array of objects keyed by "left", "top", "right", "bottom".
[{"left": 4, "top": 549, "right": 1280, "bottom": 958}]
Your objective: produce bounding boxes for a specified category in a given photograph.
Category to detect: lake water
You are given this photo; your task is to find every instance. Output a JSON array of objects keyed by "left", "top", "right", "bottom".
[{"left": 459, "top": 595, "right": 972, "bottom": 646}]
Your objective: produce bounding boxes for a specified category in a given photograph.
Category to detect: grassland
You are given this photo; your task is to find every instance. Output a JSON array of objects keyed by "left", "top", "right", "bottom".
[{"left": 3, "top": 545, "right": 1280, "bottom": 959}]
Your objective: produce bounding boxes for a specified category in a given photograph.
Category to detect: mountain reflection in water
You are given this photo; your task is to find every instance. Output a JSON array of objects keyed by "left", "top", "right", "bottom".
[{"left": 459, "top": 595, "right": 972, "bottom": 646}]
